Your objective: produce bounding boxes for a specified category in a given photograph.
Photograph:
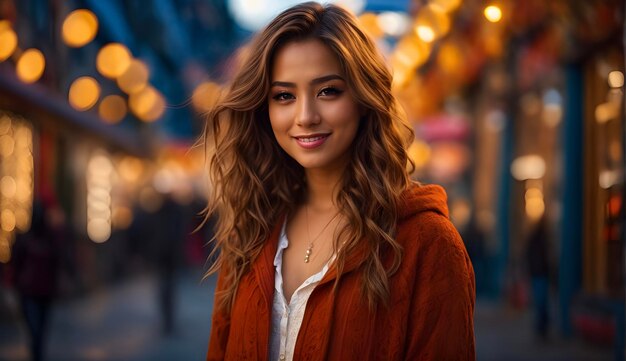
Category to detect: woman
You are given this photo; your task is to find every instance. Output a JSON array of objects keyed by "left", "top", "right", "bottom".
[{"left": 204, "top": 2, "right": 475, "bottom": 360}]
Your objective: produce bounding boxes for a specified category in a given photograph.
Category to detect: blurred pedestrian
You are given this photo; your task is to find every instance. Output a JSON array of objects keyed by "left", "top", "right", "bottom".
[
  {"left": 203, "top": 2, "right": 475, "bottom": 360},
  {"left": 152, "top": 194, "right": 184, "bottom": 336},
  {"left": 525, "top": 214, "right": 552, "bottom": 340},
  {"left": 462, "top": 215, "right": 487, "bottom": 294},
  {"left": 11, "top": 199, "right": 64, "bottom": 361}
]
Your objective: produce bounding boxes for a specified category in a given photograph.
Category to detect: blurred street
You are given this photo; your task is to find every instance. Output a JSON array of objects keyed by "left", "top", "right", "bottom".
[
  {"left": 0, "top": 269, "right": 215, "bottom": 361},
  {"left": 0, "top": 269, "right": 614, "bottom": 361}
]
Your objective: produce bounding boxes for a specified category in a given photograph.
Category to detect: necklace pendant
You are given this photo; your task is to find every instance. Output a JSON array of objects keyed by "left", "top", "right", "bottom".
[{"left": 304, "top": 245, "right": 312, "bottom": 263}]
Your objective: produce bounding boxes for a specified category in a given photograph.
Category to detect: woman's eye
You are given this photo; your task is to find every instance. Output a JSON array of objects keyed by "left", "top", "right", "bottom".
[
  {"left": 272, "top": 92, "right": 294, "bottom": 101},
  {"left": 318, "top": 87, "right": 343, "bottom": 97}
]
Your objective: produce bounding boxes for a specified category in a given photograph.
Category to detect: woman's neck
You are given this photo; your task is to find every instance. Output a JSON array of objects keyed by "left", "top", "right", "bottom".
[{"left": 304, "top": 168, "right": 342, "bottom": 211}]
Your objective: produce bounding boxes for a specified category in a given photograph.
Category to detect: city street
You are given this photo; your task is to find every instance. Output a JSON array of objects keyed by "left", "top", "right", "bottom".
[{"left": 0, "top": 269, "right": 614, "bottom": 361}]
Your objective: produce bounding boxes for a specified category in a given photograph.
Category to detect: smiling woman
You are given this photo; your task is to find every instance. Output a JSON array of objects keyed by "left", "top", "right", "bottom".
[
  {"left": 203, "top": 2, "right": 475, "bottom": 361},
  {"left": 268, "top": 40, "right": 361, "bottom": 173}
]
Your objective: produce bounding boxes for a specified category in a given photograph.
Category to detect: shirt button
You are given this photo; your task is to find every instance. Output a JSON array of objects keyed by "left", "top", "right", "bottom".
[{"left": 280, "top": 354, "right": 285, "bottom": 360}]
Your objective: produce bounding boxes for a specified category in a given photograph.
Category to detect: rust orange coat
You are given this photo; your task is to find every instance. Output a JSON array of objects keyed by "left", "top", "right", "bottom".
[{"left": 207, "top": 184, "right": 476, "bottom": 360}]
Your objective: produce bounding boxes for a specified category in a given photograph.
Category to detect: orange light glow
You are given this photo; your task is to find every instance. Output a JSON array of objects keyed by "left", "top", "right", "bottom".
[
  {"left": 96, "top": 43, "right": 132, "bottom": 79},
  {"left": 62, "top": 9, "right": 98, "bottom": 47},
  {"left": 16, "top": 49, "right": 45, "bottom": 83},
  {"left": 98, "top": 95, "right": 127, "bottom": 124},
  {"left": 69, "top": 76, "right": 101, "bottom": 111},
  {"left": 117, "top": 59, "right": 149, "bottom": 94},
  {"left": 484, "top": 5, "right": 502, "bottom": 23},
  {"left": 0, "top": 24, "right": 18, "bottom": 61}
]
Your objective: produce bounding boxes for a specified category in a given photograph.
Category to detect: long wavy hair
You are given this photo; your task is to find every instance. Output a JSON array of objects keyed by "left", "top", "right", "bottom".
[{"left": 204, "top": 1, "right": 415, "bottom": 312}]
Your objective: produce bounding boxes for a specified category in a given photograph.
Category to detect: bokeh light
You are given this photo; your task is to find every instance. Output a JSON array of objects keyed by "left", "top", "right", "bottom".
[
  {"left": 62, "top": 9, "right": 98, "bottom": 48},
  {"left": 0, "top": 22, "right": 18, "bottom": 61},
  {"left": 96, "top": 43, "right": 132, "bottom": 79},
  {"left": 608, "top": 71, "right": 624, "bottom": 88},
  {"left": 191, "top": 82, "right": 221, "bottom": 113},
  {"left": 117, "top": 59, "right": 149, "bottom": 94},
  {"left": 98, "top": 95, "right": 127, "bottom": 124},
  {"left": 430, "top": 0, "right": 462, "bottom": 13},
  {"left": 377, "top": 12, "right": 410, "bottom": 37},
  {"left": 129, "top": 86, "right": 166, "bottom": 122},
  {"left": 511, "top": 155, "right": 546, "bottom": 181},
  {"left": 16, "top": 49, "right": 45, "bottom": 83},
  {"left": 414, "top": 4, "right": 451, "bottom": 42},
  {"left": 69, "top": 76, "right": 101, "bottom": 111},
  {"left": 484, "top": 5, "right": 502, "bottom": 23}
]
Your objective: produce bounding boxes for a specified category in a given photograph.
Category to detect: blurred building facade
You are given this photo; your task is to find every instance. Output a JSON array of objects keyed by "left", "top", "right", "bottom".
[{"left": 0, "top": 0, "right": 237, "bottom": 290}]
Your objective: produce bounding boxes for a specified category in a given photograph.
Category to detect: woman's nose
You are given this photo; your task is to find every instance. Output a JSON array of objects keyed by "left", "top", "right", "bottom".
[{"left": 295, "top": 97, "right": 320, "bottom": 127}]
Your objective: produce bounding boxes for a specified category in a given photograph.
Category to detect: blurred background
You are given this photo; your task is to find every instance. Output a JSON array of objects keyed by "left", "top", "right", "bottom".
[{"left": 0, "top": 0, "right": 623, "bottom": 360}]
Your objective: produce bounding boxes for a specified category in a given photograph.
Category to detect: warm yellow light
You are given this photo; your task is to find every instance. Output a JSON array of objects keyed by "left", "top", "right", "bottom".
[
  {"left": 69, "top": 76, "right": 101, "bottom": 111},
  {"left": 87, "top": 219, "right": 111, "bottom": 243},
  {"left": 417, "top": 26, "right": 436, "bottom": 43},
  {"left": 484, "top": 5, "right": 502, "bottom": 22},
  {"left": 0, "top": 115, "right": 11, "bottom": 135},
  {"left": 414, "top": 5, "right": 450, "bottom": 42},
  {"left": 0, "top": 26, "right": 18, "bottom": 61},
  {"left": 98, "top": 95, "right": 127, "bottom": 124},
  {"left": 450, "top": 198, "right": 471, "bottom": 227},
  {"left": 86, "top": 151, "right": 113, "bottom": 243},
  {"left": 117, "top": 59, "right": 149, "bottom": 94},
  {"left": 0, "top": 176, "right": 16, "bottom": 198},
  {"left": 191, "top": 82, "right": 221, "bottom": 113},
  {"left": 0, "top": 135, "right": 14, "bottom": 157},
  {"left": 112, "top": 206, "right": 133, "bottom": 230},
  {"left": 14, "top": 208, "right": 29, "bottom": 232},
  {"left": 595, "top": 102, "right": 619, "bottom": 123},
  {"left": 129, "top": 86, "right": 166, "bottom": 122},
  {"left": 437, "top": 41, "right": 463, "bottom": 75},
  {"left": 358, "top": 12, "right": 384, "bottom": 38},
  {"left": 511, "top": 155, "right": 545, "bottom": 180},
  {"left": 407, "top": 140, "right": 431, "bottom": 169},
  {"left": 430, "top": 0, "right": 462, "bottom": 13},
  {"left": 525, "top": 187, "right": 544, "bottom": 220},
  {"left": 15, "top": 179, "right": 32, "bottom": 203},
  {"left": 62, "top": 9, "right": 98, "bottom": 48},
  {"left": 118, "top": 156, "right": 143, "bottom": 183},
  {"left": 96, "top": 43, "right": 132, "bottom": 79},
  {"left": 392, "top": 35, "right": 432, "bottom": 70},
  {"left": 608, "top": 71, "right": 624, "bottom": 88},
  {"left": 16, "top": 49, "right": 45, "bottom": 84},
  {"left": 0, "top": 236, "right": 10, "bottom": 263},
  {"left": 1, "top": 209, "right": 16, "bottom": 232},
  {"left": 377, "top": 12, "right": 410, "bottom": 37}
]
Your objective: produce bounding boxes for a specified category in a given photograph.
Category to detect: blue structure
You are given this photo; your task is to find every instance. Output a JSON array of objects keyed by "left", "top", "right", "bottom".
[{"left": 559, "top": 64, "right": 584, "bottom": 337}]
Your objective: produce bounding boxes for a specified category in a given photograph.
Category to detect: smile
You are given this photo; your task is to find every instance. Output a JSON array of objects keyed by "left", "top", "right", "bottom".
[{"left": 294, "top": 134, "right": 330, "bottom": 149}]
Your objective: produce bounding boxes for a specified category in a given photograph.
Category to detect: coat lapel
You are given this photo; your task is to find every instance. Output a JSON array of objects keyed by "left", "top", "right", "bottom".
[{"left": 250, "top": 217, "right": 283, "bottom": 360}]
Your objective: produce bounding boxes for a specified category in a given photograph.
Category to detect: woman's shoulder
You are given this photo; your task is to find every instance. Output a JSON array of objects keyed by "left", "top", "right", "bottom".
[
  {"left": 397, "top": 182, "right": 450, "bottom": 223},
  {"left": 396, "top": 182, "right": 466, "bottom": 259}
]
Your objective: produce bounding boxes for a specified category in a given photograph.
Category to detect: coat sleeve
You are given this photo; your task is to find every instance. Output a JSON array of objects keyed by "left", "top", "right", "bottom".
[
  {"left": 405, "top": 217, "right": 476, "bottom": 361},
  {"left": 206, "top": 265, "right": 231, "bottom": 361}
]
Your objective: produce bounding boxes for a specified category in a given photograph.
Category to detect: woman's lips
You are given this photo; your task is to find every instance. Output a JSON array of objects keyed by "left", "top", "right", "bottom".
[{"left": 294, "top": 134, "right": 330, "bottom": 149}]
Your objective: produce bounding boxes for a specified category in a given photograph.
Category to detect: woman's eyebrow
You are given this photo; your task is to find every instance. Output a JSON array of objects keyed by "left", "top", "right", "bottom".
[{"left": 270, "top": 74, "right": 345, "bottom": 88}]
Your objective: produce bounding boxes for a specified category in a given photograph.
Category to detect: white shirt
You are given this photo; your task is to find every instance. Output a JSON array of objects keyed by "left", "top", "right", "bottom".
[{"left": 269, "top": 222, "right": 331, "bottom": 361}]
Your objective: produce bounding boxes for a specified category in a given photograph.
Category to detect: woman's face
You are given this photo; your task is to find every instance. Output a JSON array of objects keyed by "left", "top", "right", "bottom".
[{"left": 268, "top": 39, "right": 362, "bottom": 174}]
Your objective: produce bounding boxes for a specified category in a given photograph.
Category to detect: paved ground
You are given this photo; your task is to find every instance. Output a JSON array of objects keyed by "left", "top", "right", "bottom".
[{"left": 0, "top": 269, "right": 616, "bottom": 361}]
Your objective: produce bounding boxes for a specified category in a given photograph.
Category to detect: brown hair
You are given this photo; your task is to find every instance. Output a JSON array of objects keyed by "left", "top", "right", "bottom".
[{"left": 203, "top": 1, "right": 414, "bottom": 312}]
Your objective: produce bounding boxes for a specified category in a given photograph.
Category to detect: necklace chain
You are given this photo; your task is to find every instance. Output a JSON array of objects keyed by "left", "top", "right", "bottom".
[{"left": 304, "top": 205, "right": 339, "bottom": 263}]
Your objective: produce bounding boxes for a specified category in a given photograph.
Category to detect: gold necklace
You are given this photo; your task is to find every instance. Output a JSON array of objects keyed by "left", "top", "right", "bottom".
[{"left": 304, "top": 205, "right": 339, "bottom": 263}]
